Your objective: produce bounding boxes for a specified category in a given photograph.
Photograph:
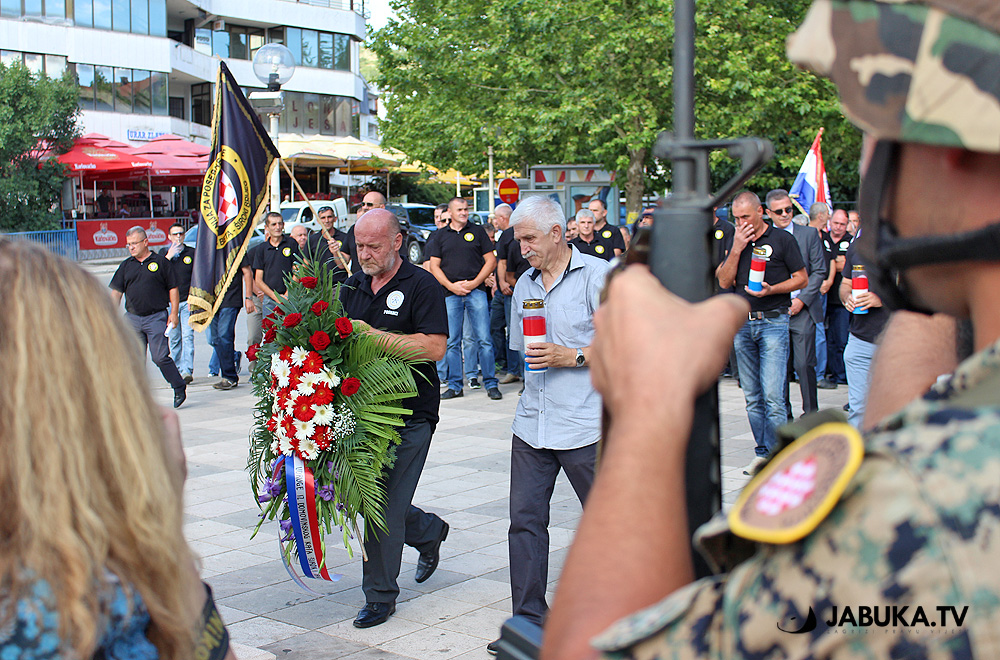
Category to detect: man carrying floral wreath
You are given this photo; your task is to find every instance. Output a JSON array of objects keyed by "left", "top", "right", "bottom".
[{"left": 338, "top": 209, "right": 451, "bottom": 628}]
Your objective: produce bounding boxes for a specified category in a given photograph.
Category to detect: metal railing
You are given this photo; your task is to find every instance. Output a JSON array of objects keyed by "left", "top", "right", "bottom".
[{"left": 3, "top": 229, "right": 80, "bottom": 262}]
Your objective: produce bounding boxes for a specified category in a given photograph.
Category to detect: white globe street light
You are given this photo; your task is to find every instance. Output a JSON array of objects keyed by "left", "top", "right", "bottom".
[{"left": 250, "top": 44, "right": 296, "bottom": 210}]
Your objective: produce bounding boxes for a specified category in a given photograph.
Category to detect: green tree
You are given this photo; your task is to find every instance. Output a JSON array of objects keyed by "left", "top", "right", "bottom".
[
  {"left": 0, "top": 62, "right": 80, "bottom": 232},
  {"left": 373, "top": 0, "right": 861, "bottom": 219}
]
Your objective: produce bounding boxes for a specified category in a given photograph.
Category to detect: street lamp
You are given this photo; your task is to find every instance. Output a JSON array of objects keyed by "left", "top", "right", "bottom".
[{"left": 250, "top": 43, "right": 296, "bottom": 211}]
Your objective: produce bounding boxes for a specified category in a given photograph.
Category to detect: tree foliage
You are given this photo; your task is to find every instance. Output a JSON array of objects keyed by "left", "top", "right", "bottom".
[
  {"left": 0, "top": 62, "right": 80, "bottom": 232},
  {"left": 372, "top": 0, "right": 862, "bottom": 217}
]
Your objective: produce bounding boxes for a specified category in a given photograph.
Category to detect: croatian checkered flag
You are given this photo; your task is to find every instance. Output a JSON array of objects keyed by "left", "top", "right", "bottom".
[{"left": 188, "top": 61, "right": 278, "bottom": 330}]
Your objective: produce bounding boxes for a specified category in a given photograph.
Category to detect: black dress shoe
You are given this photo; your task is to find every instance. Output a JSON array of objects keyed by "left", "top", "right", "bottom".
[
  {"left": 487, "top": 639, "right": 500, "bottom": 655},
  {"left": 353, "top": 601, "right": 395, "bottom": 628},
  {"left": 415, "top": 522, "right": 449, "bottom": 583},
  {"left": 817, "top": 379, "right": 837, "bottom": 390},
  {"left": 173, "top": 386, "right": 186, "bottom": 408}
]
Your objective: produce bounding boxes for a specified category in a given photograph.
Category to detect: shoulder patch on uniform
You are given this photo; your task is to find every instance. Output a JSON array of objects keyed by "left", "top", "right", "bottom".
[
  {"left": 595, "top": 245, "right": 605, "bottom": 254},
  {"left": 728, "top": 422, "right": 863, "bottom": 544},
  {"left": 183, "top": 255, "right": 192, "bottom": 264}
]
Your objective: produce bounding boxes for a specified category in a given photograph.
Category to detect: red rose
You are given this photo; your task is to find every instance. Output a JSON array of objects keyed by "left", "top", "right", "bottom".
[
  {"left": 311, "top": 384, "right": 334, "bottom": 406},
  {"left": 283, "top": 313, "right": 302, "bottom": 328},
  {"left": 340, "top": 377, "right": 361, "bottom": 397},
  {"left": 311, "top": 300, "right": 329, "bottom": 316},
  {"left": 263, "top": 317, "right": 275, "bottom": 330},
  {"left": 310, "top": 331, "right": 331, "bottom": 352},
  {"left": 271, "top": 306, "right": 284, "bottom": 316},
  {"left": 246, "top": 343, "right": 259, "bottom": 362},
  {"left": 264, "top": 327, "right": 276, "bottom": 343},
  {"left": 301, "top": 276, "right": 318, "bottom": 289},
  {"left": 335, "top": 317, "right": 353, "bottom": 338}
]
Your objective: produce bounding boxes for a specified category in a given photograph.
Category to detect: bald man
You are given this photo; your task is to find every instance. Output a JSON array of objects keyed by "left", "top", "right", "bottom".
[
  {"left": 338, "top": 209, "right": 450, "bottom": 628},
  {"left": 346, "top": 190, "right": 390, "bottom": 269}
]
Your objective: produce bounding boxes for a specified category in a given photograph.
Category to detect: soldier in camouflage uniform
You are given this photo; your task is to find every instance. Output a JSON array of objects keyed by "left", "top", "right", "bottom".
[{"left": 541, "top": 1, "right": 1000, "bottom": 658}]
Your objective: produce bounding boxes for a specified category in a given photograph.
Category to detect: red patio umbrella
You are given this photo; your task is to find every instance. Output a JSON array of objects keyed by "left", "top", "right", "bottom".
[{"left": 132, "top": 133, "right": 210, "bottom": 157}]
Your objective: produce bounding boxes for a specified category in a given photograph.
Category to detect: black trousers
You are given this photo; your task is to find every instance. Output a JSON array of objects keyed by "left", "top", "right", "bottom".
[
  {"left": 125, "top": 310, "right": 185, "bottom": 390},
  {"left": 785, "top": 309, "right": 818, "bottom": 417},
  {"left": 362, "top": 418, "right": 446, "bottom": 604},
  {"left": 508, "top": 434, "right": 596, "bottom": 625}
]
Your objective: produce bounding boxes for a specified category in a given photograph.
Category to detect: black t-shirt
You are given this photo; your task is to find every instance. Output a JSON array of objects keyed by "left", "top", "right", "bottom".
[
  {"left": 109, "top": 251, "right": 177, "bottom": 316},
  {"left": 425, "top": 221, "right": 494, "bottom": 295},
  {"left": 159, "top": 244, "right": 196, "bottom": 300},
  {"left": 725, "top": 222, "right": 806, "bottom": 312},
  {"left": 306, "top": 228, "right": 350, "bottom": 285},
  {"left": 822, "top": 230, "right": 854, "bottom": 309},
  {"left": 595, "top": 222, "right": 627, "bottom": 252},
  {"left": 570, "top": 234, "right": 616, "bottom": 261},
  {"left": 251, "top": 235, "right": 300, "bottom": 295},
  {"left": 497, "top": 227, "right": 531, "bottom": 280},
  {"left": 339, "top": 260, "right": 448, "bottom": 425},
  {"left": 843, "top": 243, "right": 890, "bottom": 344},
  {"left": 217, "top": 252, "right": 249, "bottom": 309},
  {"left": 713, "top": 218, "right": 735, "bottom": 292}
]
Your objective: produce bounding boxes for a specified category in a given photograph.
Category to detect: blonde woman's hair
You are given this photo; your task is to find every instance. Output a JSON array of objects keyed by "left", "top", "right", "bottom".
[{"left": 0, "top": 239, "right": 198, "bottom": 659}]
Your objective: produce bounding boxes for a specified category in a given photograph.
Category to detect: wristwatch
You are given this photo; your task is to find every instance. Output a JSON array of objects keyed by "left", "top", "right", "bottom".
[{"left": 575, "top": 348, "right": 585, "bottom": 367}]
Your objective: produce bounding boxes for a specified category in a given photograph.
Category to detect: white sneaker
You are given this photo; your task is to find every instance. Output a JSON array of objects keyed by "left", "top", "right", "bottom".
[{"left": 742, "top": 456, "right": 768, "bottom": 476}]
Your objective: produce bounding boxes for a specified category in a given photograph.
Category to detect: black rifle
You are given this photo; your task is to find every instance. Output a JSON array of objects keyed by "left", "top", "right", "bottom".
[{"left": 496, "top": 1, "right": 772, "bottom": 657}]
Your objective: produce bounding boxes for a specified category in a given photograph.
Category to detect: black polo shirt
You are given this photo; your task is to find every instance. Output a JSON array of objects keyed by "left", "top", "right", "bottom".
[
  {"left": 725, "top": 222, "right": 805, "bottom": 312},
  {"left": 570, "top": 233, "right": 615, "bottom": 261},
  {"left": 159, "top": 244, "right": 195, "bottom": 300},
  {"left": 425, "top": 221, "right": 493, "bottom": 295},
  {"left": 843, "top": 243, "right": 889, "bottom": 344},
  {"left": 497, "top": 227, "right": 531, "bottom": 280},
  {"left": 306, "top": 228, "right": 350, "bottom": 285},
  {"left": 823, "top": 230, "right": 854, "bottom": 309},
  {"left": 595, "top": 222, "right": 627, "bottom": 253},
  {"left": 109, "top": 250, "right": 177, "bottom": 316},
  {"left": 339, "top": 260, "right": 448, "bottom": 425},
  {"left": 251, "top": 235, "right": 300, "bottom": 295}
]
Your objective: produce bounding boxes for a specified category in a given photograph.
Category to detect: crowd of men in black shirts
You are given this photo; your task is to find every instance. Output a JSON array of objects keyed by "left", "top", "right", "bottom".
[{"left": 713, "top": 189, "right": 889, "bottom": 475}]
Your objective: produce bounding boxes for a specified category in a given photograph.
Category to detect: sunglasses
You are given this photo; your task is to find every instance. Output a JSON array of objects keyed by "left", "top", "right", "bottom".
[
  {"left": 362, "top": 202, "right": 374, "bottom": 208},
  {"left": 770, "top": 206, "right": 795, "bottom": 215}
]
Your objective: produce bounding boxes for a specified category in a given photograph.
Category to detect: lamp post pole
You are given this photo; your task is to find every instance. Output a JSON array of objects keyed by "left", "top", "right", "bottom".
[
  {"left": 250, "top": 43, "right": 296, "bottom": 213},
  {"left": 269, "top": 112, "right": 281, "bottom": 210},
  {"left": 488, "top": 145, "right": 495, "bottom": 216}
]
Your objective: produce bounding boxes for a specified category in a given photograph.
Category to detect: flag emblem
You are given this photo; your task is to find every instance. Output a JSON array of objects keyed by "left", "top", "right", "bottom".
[{"left": 218, "top": 169, "right": 239, "bottom": 225}]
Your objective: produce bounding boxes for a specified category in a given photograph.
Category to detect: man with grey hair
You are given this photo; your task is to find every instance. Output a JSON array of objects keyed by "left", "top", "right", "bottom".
[
  {"left": 486, "top": 195, "right": 611, "bottom": 654},
  {"left": 570, "top": 208, "right": 615, "bottom": 261},
  {"left": 493, "top": 203, "right": 524, "bottom": 383},
  {"left": 109, "top": 226, "right": 187, "bottom": 407}
]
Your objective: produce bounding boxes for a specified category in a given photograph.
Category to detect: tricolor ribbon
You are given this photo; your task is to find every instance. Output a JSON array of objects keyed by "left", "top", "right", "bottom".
[{"left": 274, "top": 456, "right": 342, "bottom": 591}]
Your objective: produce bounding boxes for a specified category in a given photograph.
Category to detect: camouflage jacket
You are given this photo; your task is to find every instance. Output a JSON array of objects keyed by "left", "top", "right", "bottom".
[{"left": 593, "top": 340, "right": 1000, "bottom": 658}]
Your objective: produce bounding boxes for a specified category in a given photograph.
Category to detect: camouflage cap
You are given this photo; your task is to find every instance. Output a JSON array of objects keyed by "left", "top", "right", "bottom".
[{"left": 788, "top": 0, "right": 1000, "bottom": 153}]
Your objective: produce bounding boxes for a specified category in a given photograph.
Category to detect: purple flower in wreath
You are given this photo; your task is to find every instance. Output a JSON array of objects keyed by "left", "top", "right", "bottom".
[
  {"left": 257, "top": 476, "right": 283, "bottom": 503},
  {"left": 317, "top": 484, "right": 336, "bottom": 502},
  {"left": 279, "top": 518, "right": 293, "bottom": 542}
]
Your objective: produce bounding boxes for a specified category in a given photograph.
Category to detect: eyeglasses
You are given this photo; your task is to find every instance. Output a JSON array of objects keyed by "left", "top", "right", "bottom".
[
  {"left": 169, "top": 231, "right": 184, "bottom": 236},
  {"left": 770, "top": 206, "right": 795, "bottom": 215}
]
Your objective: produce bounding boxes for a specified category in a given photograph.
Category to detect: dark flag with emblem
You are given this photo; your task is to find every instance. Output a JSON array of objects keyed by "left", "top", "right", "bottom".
[{"left": 188, "top": 61, "right": 278, "bottom": 330}]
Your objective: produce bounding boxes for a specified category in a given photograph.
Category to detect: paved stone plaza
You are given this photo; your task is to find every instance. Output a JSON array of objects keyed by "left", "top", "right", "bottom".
[{"left": 86, "top": 260, "right": 848, "bottom": 660}]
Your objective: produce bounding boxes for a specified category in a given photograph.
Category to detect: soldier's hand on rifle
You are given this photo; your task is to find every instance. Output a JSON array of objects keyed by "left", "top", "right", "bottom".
[{"left": 592, "top": 266, "right": 748, "bottom": 418}]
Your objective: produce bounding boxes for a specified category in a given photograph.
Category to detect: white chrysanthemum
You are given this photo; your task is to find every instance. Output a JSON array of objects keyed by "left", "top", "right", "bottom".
[
  {"left": 279, "top": 436, "right": 295, "bottom": 456},
  {"left": 312, "top": 404, "right": 334, "bottom": 425},
  {"left": 330, "top": 405, "right": 357, "bottom": 441},
  {"left": 294, "top": 419, "right": 316, "bottom": 441},
  {"left": 272, "top": 399, "right": 281, "bottom": 415},
  {"left": 271, "top": 360, "right": 291, "bottom": 389},
  {"left": 298, "top": 437, "right": 319, "bottom": 460},
  {"left": 290, "top": 346, "right": 309, "bottom": 367},
  {"left": 270, "top": 440, "right": 280, "bottom": 454},
  {"left": 300, "top": 371, "right": 323, "bottom": 390},
  {"left": 295, "top": 380, "right": 315, "bottom": 397},
  {"left": 319, "top": 367, "right": 341, "bottom": 388}
]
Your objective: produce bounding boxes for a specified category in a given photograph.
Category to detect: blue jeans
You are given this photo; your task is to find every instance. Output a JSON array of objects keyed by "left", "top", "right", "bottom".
[
  {"left": 168, "top": 300, "right": 194, "bottom": 376},
  {"left": 734, "top": 314, "right": 790, "bottom": 457},
  {"left": 815, "top": 294, "right": 827, "bottom": 381},
  {"left": 210, "top": 306, "right": 240, "bottom": 382},
  {"left": 445, "top": 289, "right": 497, "bottom": 391},
  {"left": 463, "top": 312, "right": 478, "bottom": 382},
  {"left": 844, "top": 334, "right": 877, "bottom": 429},
  {"left": 826, "top": 304, "right": 850, "bottom": 383}
]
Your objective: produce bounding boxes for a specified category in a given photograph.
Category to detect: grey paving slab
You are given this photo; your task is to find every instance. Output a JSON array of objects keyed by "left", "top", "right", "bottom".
[{"left": 86, "top": 257, "right": 850, "bottom": 659}]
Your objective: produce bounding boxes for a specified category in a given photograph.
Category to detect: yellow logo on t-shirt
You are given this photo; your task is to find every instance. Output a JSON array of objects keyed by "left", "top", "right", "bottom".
[
  {"left": 282, "top": 247, "right": 292, "bottom": 257},
  {"left": 183, "top": 255, "right": 192, "bottom": 265},
  {"left": 602, "top": 230, "right": 612, "bottom": 239},
  {"left": 147, "top": 262, "right": 159, "bottom": 272},
  {"left": 715, "top": 229, "right": 724, "bottom": 240},
  {"left": 595, "top": 245, "right": 605, "bottom": 254},
  {"left": 464, "top": 232, "right": 475, "bottom": 242}
]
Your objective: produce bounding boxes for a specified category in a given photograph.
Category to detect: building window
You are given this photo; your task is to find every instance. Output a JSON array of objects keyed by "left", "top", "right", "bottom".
[
  {"left": 133, "top": 69, "right": 150, "bottom": 113},
  {"left": 191, "top": 82, "right": 211, "bottom": 126},
  {"left": 150, "top": 70, "right": 167, "bottom": 115},
  {"left": 44, "top": 54, "right": 67, "bottom": 77},
  {"left": 74, "top": 0, "right": 92, "bottom": 26},
  {"left": 94, "top": 65, "right": 113, "bottom": 111},
  {"left": 333, "top": 34, "right": 350, "bottom": 71},
  {"left": 131, "top": 0, "right": 148, "bottom": 35},
  {"left": 149, "top": 0, "right": 165, "bottom": 36},
  {"left": 93, "top": 0, "right": 111, "bottom": 29},
  {"left": 114, "top": 67, "right": 131, "bottom": 112},
  {"left": 301, "top": 29, "right": 318, "bottom": 67},
  {"left": 76, "top": 63, "right": 95, "bottom": 110},
  {"left": 1, "top": 0, "right": 19, "bottom": 17},
  {"left": 0, "top": 0, "right": 67, "bottom": 18},
  {"left": 112, "top": 0, "right": 129, "bottom": 32},
  {"left": 23, "top": 53, "right": 43, "bottom": 74},
  {"left": 168, "top": 96, "right": 184, "bottom": 119},
  {"left": 285, "top": 27, "right": 302, "bottom": 66}
]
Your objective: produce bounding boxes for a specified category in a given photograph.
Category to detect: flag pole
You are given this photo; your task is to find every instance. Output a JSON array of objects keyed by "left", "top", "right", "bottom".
[{"left": 279, "top": 157, "right": 351, "bottom": 275}]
